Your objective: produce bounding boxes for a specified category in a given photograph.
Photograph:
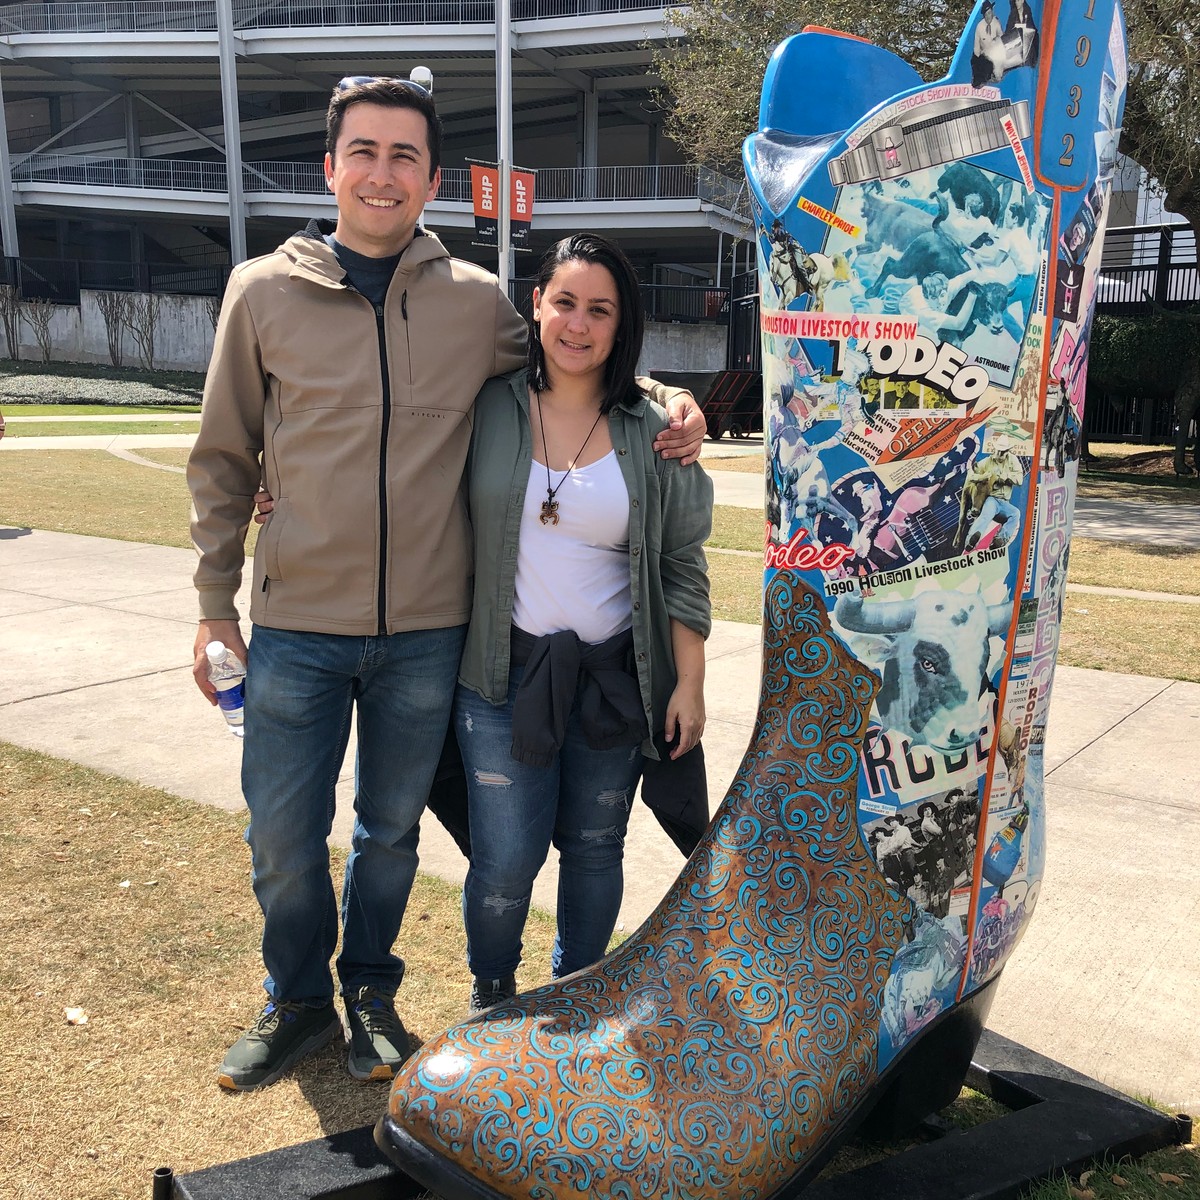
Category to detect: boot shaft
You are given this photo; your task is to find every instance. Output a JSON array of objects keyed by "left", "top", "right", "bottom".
[{"left": 745, "top": 0, "right": 1127, "bottom": 1068}]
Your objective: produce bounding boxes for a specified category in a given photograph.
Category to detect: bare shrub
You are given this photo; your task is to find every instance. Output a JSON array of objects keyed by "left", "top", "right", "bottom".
[
  {"left": 0, "top": 285, "right": 19, "bottom": 360},
  {"left": 127, "top": 292, "right": 161, "bottom": 371},
  {"left": 21, "top": 297, "right": 56, "bottom": 364},
  {"left": 96, "top": 290, "right": 133, "bottom": 367},
  {"left": 205, "top": 293, "right": 221, "bottom": 332}
]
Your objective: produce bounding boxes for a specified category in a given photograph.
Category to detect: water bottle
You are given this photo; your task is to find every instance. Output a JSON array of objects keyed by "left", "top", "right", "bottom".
[{"left": 205, "top": 641, "right": 246, "bottom": 738}]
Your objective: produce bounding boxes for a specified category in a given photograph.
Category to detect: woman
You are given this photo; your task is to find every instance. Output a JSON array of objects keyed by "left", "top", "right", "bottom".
[{"left": 456, "top": 233, "right": 712, "bottom": 1011}]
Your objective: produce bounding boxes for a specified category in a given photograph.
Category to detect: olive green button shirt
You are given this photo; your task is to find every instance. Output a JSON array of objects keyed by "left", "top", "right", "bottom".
[{"left": 457, "top": 368, "right": 713, "bottom": 760}]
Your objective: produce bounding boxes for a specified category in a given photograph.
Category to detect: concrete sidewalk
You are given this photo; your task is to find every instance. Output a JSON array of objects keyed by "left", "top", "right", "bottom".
[{"left": 1, "top": 524, "right": 1198, "bottom": 1111}]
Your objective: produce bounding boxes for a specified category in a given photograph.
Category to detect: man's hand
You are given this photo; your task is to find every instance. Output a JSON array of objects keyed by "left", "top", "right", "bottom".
[
  {"left": 193, "top": 619, "right": 248, "bottom": 703},
  {"left": 654, "top": 393, "right": 708, "bottom": 466}
]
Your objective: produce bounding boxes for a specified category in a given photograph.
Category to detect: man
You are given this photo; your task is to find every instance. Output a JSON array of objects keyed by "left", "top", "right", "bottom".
[
  {"left": 956, "top": 434, "right": 1024, "bottom": 551},
  {"left": 971, "top": 0, "right": 1005, "bottom": 86},
  {"left": 188, "top": 77, "right": 704, "bottom": 1092}
]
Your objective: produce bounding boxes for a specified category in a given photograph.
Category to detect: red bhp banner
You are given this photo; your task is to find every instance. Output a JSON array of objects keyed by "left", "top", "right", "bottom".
[
  {"left": 471, "top": 164, "right": 499, "bottom": 245},
  {"left": 511, "top": 169, "right": 535, "bottom": 246}
]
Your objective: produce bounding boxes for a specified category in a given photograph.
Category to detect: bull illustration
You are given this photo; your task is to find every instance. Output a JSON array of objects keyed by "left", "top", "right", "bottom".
[{"left": 835, "top": 588, "right": 1010, "bottom": 753}]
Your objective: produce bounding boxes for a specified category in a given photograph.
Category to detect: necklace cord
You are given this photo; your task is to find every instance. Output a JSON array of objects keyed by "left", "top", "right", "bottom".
[{"left": 535, "top": 390, "right": 605, "bottom": 524}]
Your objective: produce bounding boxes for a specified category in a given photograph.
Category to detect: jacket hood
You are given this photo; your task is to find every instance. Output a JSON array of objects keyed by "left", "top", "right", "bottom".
[{"left": 278, "top": 219, "right": 450, "bottom": 288}]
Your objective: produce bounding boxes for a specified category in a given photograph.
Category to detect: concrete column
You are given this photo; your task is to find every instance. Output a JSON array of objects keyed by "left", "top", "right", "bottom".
[
  {"left": 0, "top": 67, "right": 19, "bottom": 257},
  {"left": 582, "top": 89, "right": 598, "bottom": 168},
  {"left": 215, "top": 0, "right": 247, "bottom": 264},
  {"left": 582, "top": 89, "right": 598, "bottom": 201},
  {"left": 124, "top": 92, "right": 141, "bottom": 158}
]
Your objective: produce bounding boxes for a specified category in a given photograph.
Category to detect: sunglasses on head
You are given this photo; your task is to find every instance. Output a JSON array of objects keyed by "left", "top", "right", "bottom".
[{"left": 335, "top": 75, "right": 430, "bottom": 96}]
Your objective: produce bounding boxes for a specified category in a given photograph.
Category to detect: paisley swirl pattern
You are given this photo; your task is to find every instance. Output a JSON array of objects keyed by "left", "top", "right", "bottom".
[{"left": 386, "top": 576, "right": 914, "bottom": 1199}]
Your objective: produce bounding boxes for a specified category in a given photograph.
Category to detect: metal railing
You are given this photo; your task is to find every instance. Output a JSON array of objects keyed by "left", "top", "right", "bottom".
[
  {"left": 11, "top": 155, "right": 749, "bottom": 215},
  {"left": 14, "top": 152, "right": 230, "bottom": 192},
  {"left": 0, "top": 0, "right": 217, "bottom": 33},
  {"left": 0, "top": 0, "right": 669, "bottom": 33},
  {"left": 1097, "top": 223, "right": 1199, "bottom": 314},
  {"left": 241, "top": 160, "right": 323, "bottom": 193},
  {"left": 1085, "top": 391, "right": 1177, "bottom": 444},
  {"left": 533, "top": 165, "right": 748, "bottom": 215}
]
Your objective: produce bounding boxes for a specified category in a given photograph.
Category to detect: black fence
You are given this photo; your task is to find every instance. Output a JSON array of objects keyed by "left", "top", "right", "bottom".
[
  {"left": 2, "top": 256, "right": 230, "bottom": 304},
  {"left": 1085, "top": 391, "right": 1178, "bottom": 444},
  {"left": 1097, "top": 223, "right": 1199, "bottom": 315}
]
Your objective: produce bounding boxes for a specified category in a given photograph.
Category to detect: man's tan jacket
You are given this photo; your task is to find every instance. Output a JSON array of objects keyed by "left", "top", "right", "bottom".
[{"left": 188, "top": 226, "right": 527, "bottom": 636}]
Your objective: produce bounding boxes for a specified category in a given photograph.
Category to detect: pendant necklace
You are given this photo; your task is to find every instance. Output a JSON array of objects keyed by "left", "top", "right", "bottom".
[{"left": 535, "top": 390, "right": 604, "bottom": 527}]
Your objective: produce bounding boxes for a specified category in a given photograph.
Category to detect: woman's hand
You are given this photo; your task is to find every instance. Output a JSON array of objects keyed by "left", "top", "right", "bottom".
[
  {"left": 665, "top": 619, "right": 706, "bottom": 758},
  {"left": 664, "top": 679, "right": 705, "bottom": 760},
  {"left": 253, "top": 489, "right": 275, "bottom": 525}
]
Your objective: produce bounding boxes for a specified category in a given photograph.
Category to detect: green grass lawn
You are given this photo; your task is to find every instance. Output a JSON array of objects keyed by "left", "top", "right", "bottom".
[
  {"left": 3, "top": 403, "right": 201, "bottom": 416},
  {"left": 5, "top": 420, "right": 201, "bottom": 437}
]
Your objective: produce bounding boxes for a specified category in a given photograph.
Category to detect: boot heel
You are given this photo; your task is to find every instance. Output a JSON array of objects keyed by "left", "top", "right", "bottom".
[{"left": 859, "top": 976, "right": 1001, "bottom": 1140}]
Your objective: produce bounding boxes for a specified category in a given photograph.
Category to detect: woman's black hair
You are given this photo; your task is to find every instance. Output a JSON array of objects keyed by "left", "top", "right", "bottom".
[{"left": 528, "top": 232, "right": 645, "bottom": 414}]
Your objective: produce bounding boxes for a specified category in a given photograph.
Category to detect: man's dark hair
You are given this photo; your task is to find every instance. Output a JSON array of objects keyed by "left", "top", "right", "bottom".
[
  {"left": 528, "top": 232, "right": 644, "bottom": 415},
  {"left": 325, "top": 78, "right": 442, "bottom": 178}
]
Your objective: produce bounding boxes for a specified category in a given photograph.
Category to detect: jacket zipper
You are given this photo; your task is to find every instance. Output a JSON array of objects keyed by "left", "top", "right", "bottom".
[{"left": 375, "top": 298, "right": 393, "bottom": 636}]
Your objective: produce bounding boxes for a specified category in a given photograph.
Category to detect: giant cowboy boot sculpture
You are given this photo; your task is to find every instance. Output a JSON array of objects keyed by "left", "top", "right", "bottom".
[{"left": 377, "top": 3, "right": 1127, "bottom": 1195}]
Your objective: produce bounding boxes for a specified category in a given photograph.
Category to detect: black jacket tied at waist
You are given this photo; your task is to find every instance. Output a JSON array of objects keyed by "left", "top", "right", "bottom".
[
  {"left": 509, "top": 626, "right": 648, "bottom": 768},
  {"left": 424, "top": 627, "right": 711, "bottom": 862}
]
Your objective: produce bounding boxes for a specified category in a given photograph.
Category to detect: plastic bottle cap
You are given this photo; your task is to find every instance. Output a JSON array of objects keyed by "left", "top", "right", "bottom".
[{"left": 205, "top": 641, "right": 227, "bottom": 663}]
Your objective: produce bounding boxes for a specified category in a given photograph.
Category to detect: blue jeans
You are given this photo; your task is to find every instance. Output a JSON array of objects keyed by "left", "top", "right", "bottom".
[
  {"left": 242, "top": 623, "right": 466, "bottom": 1005},
  {"left": 455, "top": 674, "right": 642, "bottom": 981},
  {"left": 968, "top": 495, "right": 1021, "bottom": 547}
]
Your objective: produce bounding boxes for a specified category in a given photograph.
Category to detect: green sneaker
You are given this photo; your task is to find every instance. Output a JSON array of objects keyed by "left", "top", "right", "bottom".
[
  {"left": 344, "top": 986, "right": 412, "bottom": 1081},
  {"left": 217, "top": 1000, "right": 341, "bottom": 1092}
]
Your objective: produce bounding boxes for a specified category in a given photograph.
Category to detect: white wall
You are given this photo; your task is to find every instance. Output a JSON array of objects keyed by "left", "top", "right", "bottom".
[
  {"left": 8, "top": 296, "right": 728, "bottom": 377},
  {"left": 11, "top": 290, "right": 216, "bottom": 372},
  {"left": 639, "top": 320, "right": 727, "bottom": 373}
]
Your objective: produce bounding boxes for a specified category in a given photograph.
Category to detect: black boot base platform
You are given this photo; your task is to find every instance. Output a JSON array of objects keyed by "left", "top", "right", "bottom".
[
  {"left": 164, "top": 1007, "right": 1186, "bottom": 1200},
  {"left": 372, "top": 975, "right": 1002, "bottom": 1200}
]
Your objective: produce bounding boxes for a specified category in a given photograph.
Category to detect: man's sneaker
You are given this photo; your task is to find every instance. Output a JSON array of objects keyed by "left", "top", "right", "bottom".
[
  {"left": 468, "top": 975, "right": 517, "bottom": 1015},
  {"left": 344, "top": 986, "right": 412, "bottom": 1081},
  {"left": 217, "top": 1000, "right": 341, "bottom": 1091}
]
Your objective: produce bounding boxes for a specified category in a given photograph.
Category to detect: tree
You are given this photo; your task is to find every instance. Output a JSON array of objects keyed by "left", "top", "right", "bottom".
[
  {"left": 95, "top": 290, "right": 132, "bottom": 368},
  {"left": 0, "top": 285, "right": 19, "bottom": 360},
  {"left": 655, "top": 0, "right": 1200, "bottom": 235},
  {"left": 21, "top": 297, "right": 55, "bottom": 364},
  {"left": 127, "top": 293, "right": 161, "bottom": 371},
  {"left": 1120, "top": 0, "right": 1200, "bottom": 232}
]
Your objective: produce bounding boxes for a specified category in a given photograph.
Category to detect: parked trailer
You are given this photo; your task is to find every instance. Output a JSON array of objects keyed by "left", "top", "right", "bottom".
[{"left": 653, "top": 370, "right": 763, "bottom": 440}]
